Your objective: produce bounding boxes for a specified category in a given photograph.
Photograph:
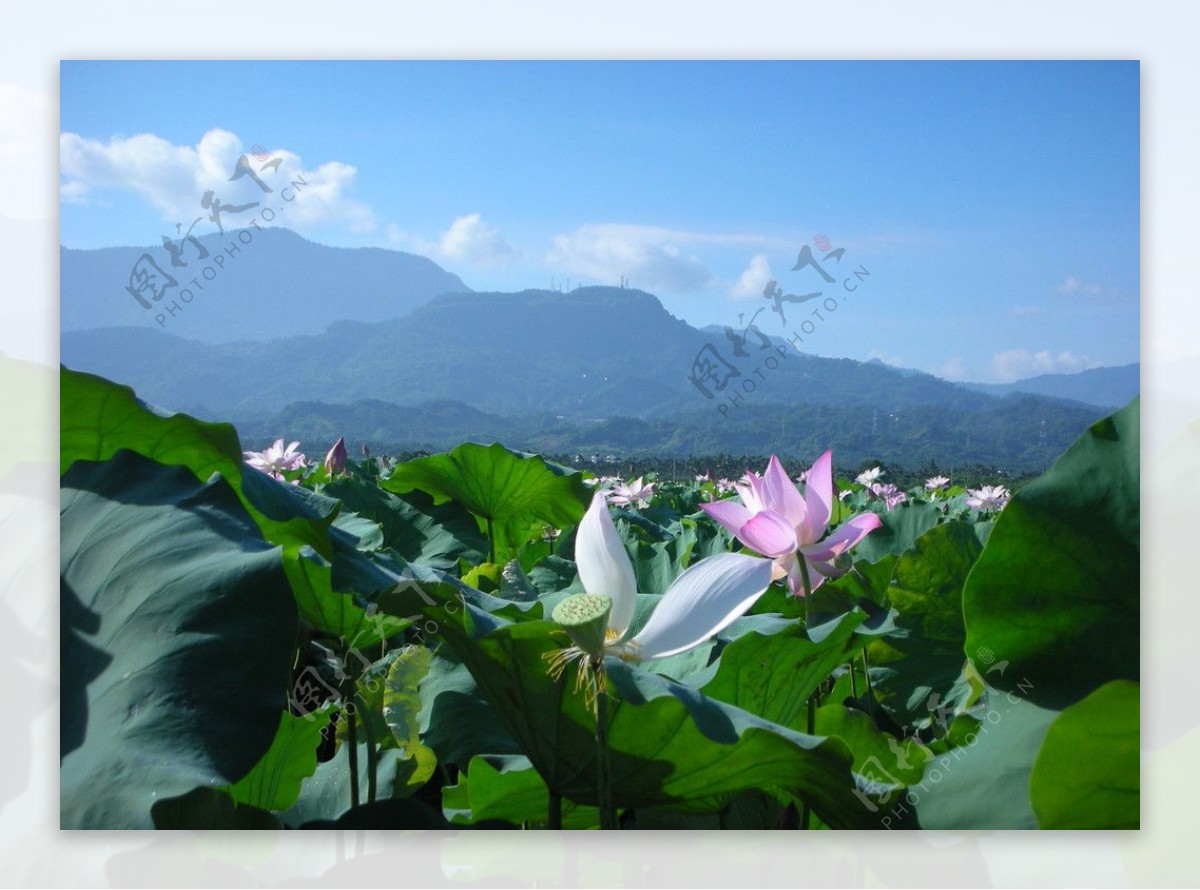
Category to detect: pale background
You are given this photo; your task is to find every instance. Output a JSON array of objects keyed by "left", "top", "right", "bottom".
[{"left": 0, "top": 1, "right": 1189, "bottom": 885}]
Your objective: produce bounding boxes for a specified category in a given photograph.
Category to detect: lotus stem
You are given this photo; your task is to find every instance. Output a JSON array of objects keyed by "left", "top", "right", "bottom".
[
  {"left": 345, "top": 671, "right": 360, "bottom": 811},
  {"left": 356, "top": 690, "right": 378, "bottom": 804},
  {"left": 801, "top": 689, "right": 815, "bottom": 830},
  {"left": 862, "top": 647, "right": 877, "bottom": 717},
  {"left": 594, "top": 657, "right": 617, "bottom": 830},
  {"left": 798, "top": 556, "right": 815, "bottom": 628},
  {"left": 548, "top": 791, "right": 563, "bottom": 830}
]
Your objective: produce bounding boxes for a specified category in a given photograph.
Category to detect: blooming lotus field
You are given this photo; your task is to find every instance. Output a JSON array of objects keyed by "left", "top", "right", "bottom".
[{"left": 60, "top": 367, "right": 1139, "bottom": 830}]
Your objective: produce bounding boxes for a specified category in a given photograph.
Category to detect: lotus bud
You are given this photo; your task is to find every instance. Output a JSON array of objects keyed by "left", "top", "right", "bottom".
[{"left": 323, "top": 436, "right": 347, "bottom": 475}]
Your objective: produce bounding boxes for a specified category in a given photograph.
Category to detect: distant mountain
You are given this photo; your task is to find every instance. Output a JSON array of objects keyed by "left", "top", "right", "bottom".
[
  {"left": 64, "top": 285, "right": 1000, "bottom": 420},
  {"left": 61, "top": 283, "right": 1126, "bottom": 470},
  {"left": 61, "top": 227, "right": 470, "bottom": 343},
  {"left": 959, "top": 363, "right": 1140, "bottom": 410}
]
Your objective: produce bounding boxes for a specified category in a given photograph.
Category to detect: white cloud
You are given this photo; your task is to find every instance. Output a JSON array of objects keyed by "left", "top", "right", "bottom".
[
  {"left": 1057, "top": 275, "right": 1107, "bottom": 297},
  {"left": 867, "top": 349, "right": 910, "bottom": 370},
  {"left": 437, "top": 213, "right": 515, "bottom": 268},
  {"left": 990, "top": 348, "right": 1100, "bottom": 383},
  {"left": 0, "top": 83, "right": 54, "bottom": 218},
  {"left": 730, "top": 254, "right": 772, "bottom": 301},
  {"left": 931, "top": 356, "right": 968, "bottom": 381},
  {"left": 59, "top": 128, "right": 376, "bottom": 235},
  {"left": 1057, "top": 275, "right": 1081, "bottom": 295},
  {"left": 546, "top": 223, "right": 718, "bottom": 293}
]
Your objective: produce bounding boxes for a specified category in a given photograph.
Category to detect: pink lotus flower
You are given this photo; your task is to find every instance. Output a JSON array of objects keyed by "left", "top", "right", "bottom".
[
  {"left": 700, "top": 452, "right": 882, "bottom": 597},
  {"left": 966, "top": 485, "right": 1010, "bottom": 511},
  {"left": 925, "top": 475, "right": 950, "bottom": 491},
  {"left": 243, "top": 438, "right": 307, "bottom": 481},
  {"left": 716, "top": 478, "right": 736, "bottom": 494},
  {"left": 869, "top": 482, "right": 907, "bottom": 510},
  {"left": 607, "top": 476, "right": 655, "bottom": 508}
]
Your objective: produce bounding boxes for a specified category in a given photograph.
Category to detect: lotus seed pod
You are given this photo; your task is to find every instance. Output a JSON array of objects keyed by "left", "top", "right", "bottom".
[{"left": 551, "top": 592, "right": 613, "bottom": 657}]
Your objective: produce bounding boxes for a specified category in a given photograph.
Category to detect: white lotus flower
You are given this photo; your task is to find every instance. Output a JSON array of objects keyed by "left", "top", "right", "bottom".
[
  {"left": 243, "top": 438, "right": 307, "bottom": 481},
  {"left": 855, "top": 466, "right": 883, "bottom": 486},
  {"left": 607, "top": 476, "right": 655, "bottom": 508},
  {"left": 966, "top": 485, "right": 1010, "bottom": 511},
  {"left": 547, "top": 491, "right": 775, "bottom": 686}
]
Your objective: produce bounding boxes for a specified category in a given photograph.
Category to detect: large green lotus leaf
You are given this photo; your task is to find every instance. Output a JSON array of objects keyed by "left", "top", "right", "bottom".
[
  {"left": 226, "top": 705, "right": 334, "bottom": 812},
  {"left": 866, "top": 522, "right": 982, "bottom": 725},
  {"left": 417, "top": 651, "right": 523, "bottom": 769},
  {"left": 616, "top": 512, "right": 695, "bottom": 596},
  {"left": 277, "top": 742, "right": 408, "bottom": 827},
  {"left": 814, "top": 704, "right": 931, "bottom": 787},
  {"left": 381, "top": 442, "right": 590, "bottom": 559},
  {"left": 151, "top": 787, "right": 282, "bottom": 829},
  {"left": 60, "top": 366, "right": 331, "bottom": 556},
  {"left": 58, "top": 368, "right": 415, "bottom": 650},
  {"left": 700, "top": 610, "right": 868, "bottom": 732},
  {"left": 59, "top": 367, "right": 417, "bottom": 649},
  {"left": 382, "top": 586, "right": 876, "bottom": 827},
  {"left": 1030, "top": 679, "right": 1139, "bottom": 829},
  {"left": 323, "top": 476, "right": 487, "bottom": 568},
  {"left": 908, "top": 690, "right": 1061, "bottom": 829},
  {"left": 527, "top": 553, "right": 583, "bottom": 596},
  {"left": 297, "top": 797, "right": 454, "bottom": 829},
  {"left": 963, "top": 398, "right": 1139, "bottom": 708},
  {"left": 60, "top": 451, "right": 298, "bottom": 829},
  {"left": 285, "top": 546, "right": 409, "bottom": 647},
  {"left": 443, "top": 754, "right": 599, "bottom": 828},
  {"left": 852, "top": 501, "right": 943, "bottom": 563}
]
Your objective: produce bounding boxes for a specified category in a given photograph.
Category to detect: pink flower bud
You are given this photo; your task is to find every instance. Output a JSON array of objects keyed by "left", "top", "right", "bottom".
[{"left": 324, "top": 436, "right": 347, "bottom": 476}]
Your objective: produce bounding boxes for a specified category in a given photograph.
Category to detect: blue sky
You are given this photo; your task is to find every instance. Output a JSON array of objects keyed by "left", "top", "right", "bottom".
[{"left": 59, "top": 60, "right": 1139, "bottom": 382}]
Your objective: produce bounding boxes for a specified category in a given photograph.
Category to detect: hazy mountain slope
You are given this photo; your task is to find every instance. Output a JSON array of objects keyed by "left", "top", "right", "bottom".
[
  {"left": 61, "top": 286, "right": 993, "bottom": 420},
  {"left": 959, "top": 363, "right": 1140, "bottom": 409},
  {"left": 61, "top": 227, "right": 470, "bottom": 343}
]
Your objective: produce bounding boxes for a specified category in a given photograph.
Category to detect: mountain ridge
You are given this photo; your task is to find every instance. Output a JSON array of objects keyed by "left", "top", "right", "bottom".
[{"left": 61, "top": 226, "right": 470, "bottom": 343}]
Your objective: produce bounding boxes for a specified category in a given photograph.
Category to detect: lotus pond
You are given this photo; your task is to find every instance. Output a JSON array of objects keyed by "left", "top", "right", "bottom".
[{"left": 60, "top": 367, "right": 1139, "bottom": 830}]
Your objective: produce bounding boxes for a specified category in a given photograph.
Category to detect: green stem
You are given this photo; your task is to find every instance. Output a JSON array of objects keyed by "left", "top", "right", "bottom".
[
  {"left": 594, "top": 660, "right": 617, "bottom": 830},
  {"left": 486, "top": 515, "right": 496, "bottom": 564},
  {"left": 849, "top": 658, "right": 859, "bottom": 700},
  {"left": 862, "top": 648, "right": 877, "bottom": 717},
  {"left": 345, "top": 693, "right": 360, "bottom": 810},
  {"left": 548, "top": 791, "right": 563, "bottom": 830},
  {"left": 801, "top": 690, "right": 815, "bottom": 830},
  {"left": 797, "top": 555, "right": 815, "bottom": 628},
  {"left": 797, "top": 556, "right": 822, "bottom": 713},
  {"left": 356, "top": 691, "right": 378, "bottom": 804}
]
